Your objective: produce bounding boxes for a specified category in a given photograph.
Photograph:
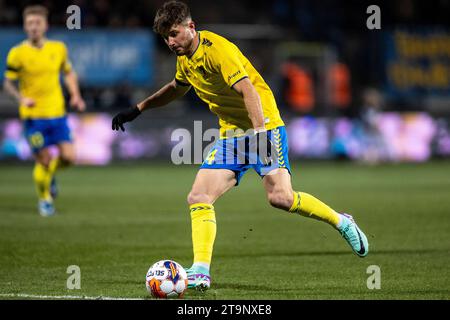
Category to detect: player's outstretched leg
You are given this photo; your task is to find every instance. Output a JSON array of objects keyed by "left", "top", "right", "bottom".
[
  {"left": 263, "top": 169, "right": 369, "bottom": 257},
  {"left": 290, "top": 192, "right": 369, "bottom": 257}
]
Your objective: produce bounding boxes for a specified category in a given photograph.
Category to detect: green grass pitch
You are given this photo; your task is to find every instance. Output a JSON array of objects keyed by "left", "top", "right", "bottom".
[{"left": 0, "top": 161, "right": 449, "bottom": 299}]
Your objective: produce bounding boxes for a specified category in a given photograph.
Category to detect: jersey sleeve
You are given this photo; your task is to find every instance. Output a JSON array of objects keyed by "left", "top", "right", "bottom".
[
  {"left": 174, "top": 59, "right": 191, "bottom": 86},
  {"left": 4, "top": 47, "right": 21, "bottom": 80},
  {"left": 60, "top": 42, "right": 72, "bottom": 74},
  {"left": 208, "top": 39, "right": 249, "bottom": 87}
]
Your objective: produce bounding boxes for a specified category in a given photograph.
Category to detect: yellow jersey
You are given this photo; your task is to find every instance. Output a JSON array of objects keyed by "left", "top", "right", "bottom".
[
  {"left": 175, "top": 30, "right": 284, "bottom": 137},
  {"left": 4, "top": 40, "right": 72, "bottom": 120}
]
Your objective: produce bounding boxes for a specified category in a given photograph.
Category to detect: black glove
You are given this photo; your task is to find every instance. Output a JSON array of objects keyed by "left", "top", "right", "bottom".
[
  {"left": 252, "top": 130, "right": 274, "bottom": 166},
  {"left": 112, "top": 106, "right": 141, "bottom": 131}
]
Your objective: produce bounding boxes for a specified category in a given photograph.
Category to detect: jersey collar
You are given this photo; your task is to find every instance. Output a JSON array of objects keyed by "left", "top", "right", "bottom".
[
  {"left": 25, "top": 38, "right": 47, "bottom": 49},
  {"left": 187, "top": 31, "right": 201, "bottom": 60}
]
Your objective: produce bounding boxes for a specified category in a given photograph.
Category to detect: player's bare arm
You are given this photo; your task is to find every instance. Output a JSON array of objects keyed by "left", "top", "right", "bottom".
[
  {"left": 232, "top": 77, "right": 265, "bottom": 132},
  {"left": 3, "top": 78, "right": 35, "bottom": 107},
  {"left": 138, "top": 79, "right": 191, "bottom": 112},
  {"left": 112, "top": 79, "right": 191, "bottom": 131},
  {"left": 63, "top": 70, "right": 85, "bottom": 112},
  {"left": 232, "top": 77, "right": 273, "bottom": 164}
]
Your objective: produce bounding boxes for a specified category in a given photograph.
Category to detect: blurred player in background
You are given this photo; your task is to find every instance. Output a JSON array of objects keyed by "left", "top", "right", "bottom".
[
  {"left": 112, "top": 0, "right": 369, "bottom": 291},
  {"left": 3, "top": 5, "right": 85, "bottom": 216}
]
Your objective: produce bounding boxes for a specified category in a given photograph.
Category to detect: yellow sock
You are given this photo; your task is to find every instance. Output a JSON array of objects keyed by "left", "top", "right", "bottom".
[
  {"left": 190, "top": 203, "right": 217, "bottom": 266},
  {"left": 33, "top": 162, "right": 52, "bottom": 200},
  {"left": 289, "top": 192, "right": 340, "bottom": 227},
  {"left": 48, "top": 157, "right": 60, "bottom": 174},
  {"left": 33, "top": 158, "right": 60, "bottom": 201}
]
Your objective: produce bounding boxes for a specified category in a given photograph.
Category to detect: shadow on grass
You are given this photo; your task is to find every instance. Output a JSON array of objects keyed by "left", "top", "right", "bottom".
[
  {"left": 215, "top": 248, "right": 449, "bottom": 259},
  {"left": 215, "top": 250, "right": 351, "bottom": 259},
  {"left": 212, "top": 282, "right": 287, "bottom": 292},
  {"left": 0, "top": 204, "right": 36, "bottom": 215}
]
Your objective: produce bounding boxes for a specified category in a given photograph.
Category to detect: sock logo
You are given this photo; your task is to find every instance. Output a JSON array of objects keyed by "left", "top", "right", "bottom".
[{"left": 191, "top": 205, "right": 213, "bottom": 212}]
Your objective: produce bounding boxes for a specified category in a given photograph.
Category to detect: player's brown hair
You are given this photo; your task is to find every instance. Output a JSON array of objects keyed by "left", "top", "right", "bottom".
[
  {"left": 23, "top": 5, "right": 49, "bottom": 19},
  {"left": 153, "top": 1, "right": 191, "bottom": 36}
]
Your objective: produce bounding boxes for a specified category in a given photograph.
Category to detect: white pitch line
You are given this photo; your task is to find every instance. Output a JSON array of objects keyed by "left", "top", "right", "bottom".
[{"left": 0, "top": 293, "right": 146, "bottom": 300}]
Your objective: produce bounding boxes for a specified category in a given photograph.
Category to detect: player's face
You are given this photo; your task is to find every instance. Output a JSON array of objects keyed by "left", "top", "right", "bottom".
[
  {"left": 24, "top": 14, "right": 48, "bottom": 42},
  {"left": 164, "top": 22, "right": 196, "bottom": 56}
]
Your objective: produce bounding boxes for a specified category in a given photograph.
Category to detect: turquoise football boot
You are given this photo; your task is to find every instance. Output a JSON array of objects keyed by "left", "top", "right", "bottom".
[
  {"left": 338, "top": 213, "right": 369, "bottom": 257},
  {"left": 186, "top": 266, "right": 211, "bottom": 291}
]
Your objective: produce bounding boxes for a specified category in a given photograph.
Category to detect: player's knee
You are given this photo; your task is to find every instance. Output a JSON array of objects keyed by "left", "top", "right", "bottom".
[
  {"left": 39, "top": 158, "right": 51, "bottom": 168},
  {"left": 267, "top": 190, "right": 293, "bottom": 210},
  {"left": 187, "top": 191, "right": 211, "bottom": 206},
  {"left": 36, "top": 153, "right": 51, "bottom": 168}
]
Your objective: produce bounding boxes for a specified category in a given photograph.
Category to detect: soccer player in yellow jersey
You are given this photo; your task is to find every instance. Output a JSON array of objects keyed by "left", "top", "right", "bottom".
[
  {"left": 3, "top": 5, "right": 85, "bottom": 216},
  {"left": 112, "top": 1, "right": 369, "bottom": 291}
]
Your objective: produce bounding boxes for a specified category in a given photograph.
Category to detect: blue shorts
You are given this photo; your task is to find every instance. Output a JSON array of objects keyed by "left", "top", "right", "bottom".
[
  {"left": 200, "top": 126, "right": 291, "bottom": 185},
  {"left": 23, "top": 116, "right": 72, "bottom": 153}
]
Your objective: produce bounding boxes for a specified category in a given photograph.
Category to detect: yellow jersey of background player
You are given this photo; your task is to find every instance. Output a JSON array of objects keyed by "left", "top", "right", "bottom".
[
  {"left": 5, "top": 39, "right": 72, "bottom": 120},
  {"left": 3, "top": 5, "right": 85, "bottom": 216}
]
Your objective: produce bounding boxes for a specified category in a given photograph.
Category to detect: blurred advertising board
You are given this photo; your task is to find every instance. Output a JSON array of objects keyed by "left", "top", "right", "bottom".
[
  {"left": 384, "top": 28, "right": 450, "bottom": 100},
  {"left": 1, "top": 112, "right": 449, "bottom": 164},
  {"left": 0, "top": 28, "right": 154, "bottom": 86}
]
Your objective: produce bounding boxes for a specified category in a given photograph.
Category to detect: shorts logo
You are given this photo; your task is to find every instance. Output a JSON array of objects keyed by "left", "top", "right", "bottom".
[{"left": 29, "top": 132, "right": 44, "bottom": 148}]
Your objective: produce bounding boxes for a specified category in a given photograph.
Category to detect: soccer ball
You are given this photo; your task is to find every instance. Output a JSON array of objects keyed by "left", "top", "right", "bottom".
[{"left": 145, "top": 260, "right": 188, "bottom": 298}]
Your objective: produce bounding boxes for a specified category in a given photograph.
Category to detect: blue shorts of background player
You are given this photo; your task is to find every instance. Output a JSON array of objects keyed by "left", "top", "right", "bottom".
[
  {"left": 200, "top": 126, "right": 291, "bottom": 185},
  {"left": 23, "top": 116, "right": 72, "bottom": 153}
]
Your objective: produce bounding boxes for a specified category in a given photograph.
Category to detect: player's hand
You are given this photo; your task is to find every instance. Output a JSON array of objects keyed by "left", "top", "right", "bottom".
[
  {"left": 20, "top": 97, "right": 35, "bottom": 107},
  {"left": 70, "top": 94, "right": 86, "bottom": 112},
  {"left": 112, "top": 106, "right": 141, "bottom": 131},
  {"left": 251, "top": 130, "right": 274, "bottom": 166}
]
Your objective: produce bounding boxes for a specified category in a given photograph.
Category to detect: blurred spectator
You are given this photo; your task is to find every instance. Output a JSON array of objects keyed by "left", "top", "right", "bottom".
[
  {"left": 282, "top": 61, "right": 315, "bottom": 113},
  {"left": 329, "top": 62, "right": 351, "bottom": 110},
  {"left": 359, "top": 88, "right": 387, "bottom": 163}
]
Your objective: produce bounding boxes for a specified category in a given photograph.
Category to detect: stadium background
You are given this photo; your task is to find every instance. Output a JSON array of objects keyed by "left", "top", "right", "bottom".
[
  {"left": 0, "top": 0, "right": 450, "bottom": 300},
  {"left": 0, "top": 0, "right": 449, "bottom": 164}
]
